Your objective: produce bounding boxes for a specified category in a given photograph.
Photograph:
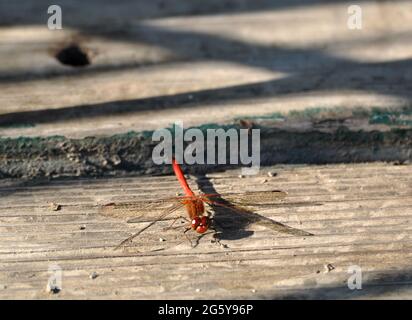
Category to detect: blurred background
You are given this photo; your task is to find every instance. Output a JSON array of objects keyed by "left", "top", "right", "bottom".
[{"left": 0, "top": 0, "right": 411, "bottom": 178}]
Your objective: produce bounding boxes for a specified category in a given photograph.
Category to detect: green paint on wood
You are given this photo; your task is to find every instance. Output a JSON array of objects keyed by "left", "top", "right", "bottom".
[{"left": 369, "top": 107, "right": 412, "bottom": 126}]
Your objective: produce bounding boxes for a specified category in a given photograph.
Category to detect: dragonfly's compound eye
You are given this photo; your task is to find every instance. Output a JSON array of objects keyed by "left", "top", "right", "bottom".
[
  {"left": 196, "top": 217, "right": 209, "bottom": 234},
  {"left": 191, "top": 217, "right": 209, "bottom": 233},
  {"left": 191, "top": 217, "right": 201, "bottom": 230}
]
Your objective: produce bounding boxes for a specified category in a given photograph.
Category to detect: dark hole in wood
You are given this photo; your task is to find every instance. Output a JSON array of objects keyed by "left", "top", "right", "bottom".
[{"left": 55, "top": 44, "right": 90, "bottom": 67}]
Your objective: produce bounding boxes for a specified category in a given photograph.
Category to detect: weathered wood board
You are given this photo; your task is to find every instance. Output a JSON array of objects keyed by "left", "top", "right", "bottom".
[
  {"left": 1, "top": 162, "right": 412, "bottom": 299},
  {"left": 0, "top": 1, "right": 411, "bottom": 138},
  {"left": 1, "top": 0, "right": 412, "bottom": 300}
]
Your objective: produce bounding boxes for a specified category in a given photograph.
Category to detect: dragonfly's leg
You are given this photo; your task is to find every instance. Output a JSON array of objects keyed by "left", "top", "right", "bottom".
[
  {"left": 182, "top": 226, "right": 212, "bottom": 248},
  {"left": 192, "top": 232, "right": 213, "bottom": 248},
  {"left": 163, "top": 215, "right": 189, "bottom": 231},
  {"left": 208, "top": 223, "right": 228, "bottom": 249},
  {"left": 183, "top": 226, "right": 196, "bottom": 247}
]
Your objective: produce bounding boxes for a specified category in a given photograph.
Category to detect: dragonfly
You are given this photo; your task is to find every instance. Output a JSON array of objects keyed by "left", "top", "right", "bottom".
[{"left": 99, "top": 158, "right": 313, "bottom": 249}]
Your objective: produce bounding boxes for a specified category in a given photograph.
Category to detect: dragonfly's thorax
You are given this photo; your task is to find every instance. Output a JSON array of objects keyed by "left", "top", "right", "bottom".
[
  {"left": 182, "top": 198, "right": 209, "bottom": 233},
  {"left": 184, "top": 198, "right": 205, "bottom": 219}
]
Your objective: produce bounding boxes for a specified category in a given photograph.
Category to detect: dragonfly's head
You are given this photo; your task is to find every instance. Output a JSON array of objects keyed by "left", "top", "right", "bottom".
[{"left": 191, "top": 216, "right": 209, "bottom": 233}]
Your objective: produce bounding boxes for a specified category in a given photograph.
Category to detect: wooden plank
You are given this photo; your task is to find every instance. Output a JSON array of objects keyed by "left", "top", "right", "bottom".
[
  {"left": 1, "top": 162, "right": 412, "bottom": 299},
  {"left": 0, "top": 1, "right": 411, "bottom": 138}
]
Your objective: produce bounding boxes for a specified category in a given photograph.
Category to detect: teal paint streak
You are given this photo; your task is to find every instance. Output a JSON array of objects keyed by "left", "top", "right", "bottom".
[
  {"left": 1, "top": 106, "right": 412, "bottom": 144},
  {"left": 234, "top": 105, "right": 412, "bottom": 128},
  {"left": 369, "top": 107, "right": 412, "bottom": 126}
]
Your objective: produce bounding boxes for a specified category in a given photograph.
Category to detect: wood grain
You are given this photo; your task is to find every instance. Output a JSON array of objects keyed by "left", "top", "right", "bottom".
[{"left": 1, "top": 162, "right": 412, "bottom": 299}]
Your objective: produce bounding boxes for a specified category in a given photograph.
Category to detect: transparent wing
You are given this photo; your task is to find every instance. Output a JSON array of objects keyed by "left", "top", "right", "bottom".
[
  {"left": 230, "top": 209, "right": 314, "bottom": 236},
  {"left": 98, "top": 196, "right": 191, "bottom": 222},
  {"left": 114, "top": 201, "right": 186, "bottom": 250},
  {"left": 211, "top": 190, "right": 287, "bottom": 206},
  {"left": 201, "top": 190, "right": 313, "bottom": 237}
]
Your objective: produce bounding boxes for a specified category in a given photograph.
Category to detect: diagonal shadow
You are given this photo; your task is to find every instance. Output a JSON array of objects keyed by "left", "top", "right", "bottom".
[
  {"left": 1, "top": 55, "right": 411, "bottom": 126},
  {"left": 193, "top": 173, "right": 254, "bottom": 240},
  {"left": 2, "top": 27, "right": 411, "bottom": 85},
  {"left": 0, "top": 0, "right": 411, "bottom": 126},
  {"left": 0, "top": 57, "right": 188, "bottom": 84},
  {"left": 192, "top": 173, "right": 314, "bottom": 241}
]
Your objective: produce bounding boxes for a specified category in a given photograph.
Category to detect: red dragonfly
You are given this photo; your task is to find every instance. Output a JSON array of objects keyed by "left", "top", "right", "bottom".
[{"left": 99, "top": 159, "right": 313, "bottom": 249}]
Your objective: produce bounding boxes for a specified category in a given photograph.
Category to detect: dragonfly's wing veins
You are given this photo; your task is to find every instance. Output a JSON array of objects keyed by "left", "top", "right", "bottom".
[
  {"left": 115, "top": 201, "right": 186, "bottom": 249},
  {"left": 208, "top": 190, "right": 287, "bottom": 206},
  {"left": 203, "top": 190, "right": 313, "bottom": 237},
  {"left": 239, "top": 211, "right": 313, "bottom": 236},
  {"left": 98, "top": 198, "right": 184, "bottom": 221}
]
